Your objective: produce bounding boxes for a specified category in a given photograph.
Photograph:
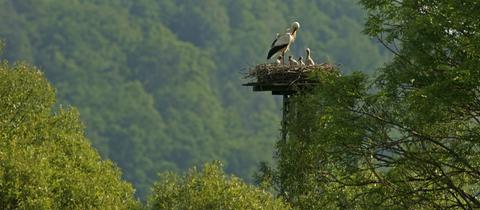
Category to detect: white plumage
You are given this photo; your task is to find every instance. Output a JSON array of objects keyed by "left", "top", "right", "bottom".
[
  {"left": 305, "top": 48, "right": 315, "bottom": 66},
  {"left": 298, "top": 56, "right": 305, "bottom": 66},
  {"left": 275, "top": 56, "right": 282, "bottom": 64},
  {"left": 267, "top": 22, "right": 300, "bottom": 64},
  {"left": 288, "top": 56, "right": 298, "bottom": 66}
]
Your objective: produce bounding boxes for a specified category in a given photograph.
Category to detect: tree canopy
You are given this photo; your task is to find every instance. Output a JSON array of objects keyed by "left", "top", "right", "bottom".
[
  {"left": 258, "top": 0, "right": 480, "bottom": 209},
  {"left": 0, "top": 61, "right": 139, "bottom": 209},
  {"left": 148, "top": 162, "right": 290, "bottom": 210},
  {"left": 0, "top": 0, "right": 390, "bottom": 198},
  {"left": 2, "top": 0, "right": 479, "bottom": 209}
]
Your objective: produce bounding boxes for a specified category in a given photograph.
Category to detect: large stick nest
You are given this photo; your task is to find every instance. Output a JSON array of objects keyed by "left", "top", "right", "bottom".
[{"left": 246, "top": 63, "right": 338, "bottom": 84}]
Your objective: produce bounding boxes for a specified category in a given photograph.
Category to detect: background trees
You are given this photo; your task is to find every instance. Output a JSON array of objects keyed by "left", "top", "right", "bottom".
[
  {"left": 0, "top": 0, "right": 389, "bottom": 198},
  {"left": 2, "top": 0, "right": 479, "bottom": 208},
  {"left": 0, "top": 61, "right": 139, "bottom": 209}
]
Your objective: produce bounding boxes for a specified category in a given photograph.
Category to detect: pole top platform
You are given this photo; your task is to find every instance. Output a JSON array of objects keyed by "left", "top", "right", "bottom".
[{"left": 243, "top": 63, "right": 339, "bottom": 95}]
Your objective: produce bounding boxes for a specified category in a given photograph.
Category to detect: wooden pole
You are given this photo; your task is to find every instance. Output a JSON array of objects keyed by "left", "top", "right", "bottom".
[{"left": 281, "top": 94, "right": 289, "bottom": 144}]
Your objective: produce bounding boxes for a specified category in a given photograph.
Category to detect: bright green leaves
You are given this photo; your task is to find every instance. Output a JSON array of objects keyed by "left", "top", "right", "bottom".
[
  {"left": 0, "top": 0, "right": 393, "bottom": 201},
  {"left": 148, "top": 162, "right": 290, "bottom": 210},
  {"left": 269, "top": 71, "right": 372, "bottom": 209},
  {"left": 0, "top": 63, "right": 53, "bottom": 115},
  {"left": 266, "top": 0, "right": 480, "bottom": 209},
  {"left": 0, "top": 64, "right": 139, "bottom": 209}
]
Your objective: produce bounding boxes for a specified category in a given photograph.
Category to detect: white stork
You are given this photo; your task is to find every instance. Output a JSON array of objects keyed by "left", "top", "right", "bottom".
[
  {"left": 275, "top": 56, "right": 282, "bottom": 64},
  {"left": 298, "top": 56, "right": 305, "bottom": 66},
  {"left": 267, "top": 22, "right": 300, "bottom": 64},
  {"left": 305, "top": 48, "right": 315, "bottom": 66},
  {"left": 288, "top": 55, "right": 298, "bottom": 66}
]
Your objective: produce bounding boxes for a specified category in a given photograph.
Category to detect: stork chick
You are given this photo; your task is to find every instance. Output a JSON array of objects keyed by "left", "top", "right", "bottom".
[
  {"left": 275, "top": 56, "right": 282, "bottom": 65},
  {"left": 305, "top": 48, "right": 315, "bottom": 66},
  {"left": 288, "top": 55, "right": 298, "bottom": 66},
  {"left": 298, "top": 56, "right": 305, "bottom": 66}
]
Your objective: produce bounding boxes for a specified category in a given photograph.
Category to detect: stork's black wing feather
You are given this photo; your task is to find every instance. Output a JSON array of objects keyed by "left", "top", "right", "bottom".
[
  {"left": 271, "top": 38, "right": 277, "bottom": 48},
  {"left": 267, "top": 44, "right": 288, "bottom": 59}
]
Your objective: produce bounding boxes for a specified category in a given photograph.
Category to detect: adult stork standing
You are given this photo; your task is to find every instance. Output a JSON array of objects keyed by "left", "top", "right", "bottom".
[{"left": 267, "top": 22, "right": 300, "bottom": 64}]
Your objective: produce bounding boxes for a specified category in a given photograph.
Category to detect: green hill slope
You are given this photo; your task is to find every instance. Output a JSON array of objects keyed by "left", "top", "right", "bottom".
[{"left": 0, "top": 0, "right": 389, "bottom": 198}]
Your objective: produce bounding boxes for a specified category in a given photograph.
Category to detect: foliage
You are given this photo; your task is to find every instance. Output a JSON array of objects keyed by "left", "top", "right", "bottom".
[
  {"left": 257, "top": 71, "right": 373, "bottom": 209},
  {"left": 148, "top": 162, "right": 290, "bottom": 210},
  {"left": 0, "top": 0, "right": 390, "bottom": 198},
  {"left": 259, "top": 0, "right": 480, "bottom": 209},
  {"left": 0, "top": 62, "right": 139, "bottom": 209}
]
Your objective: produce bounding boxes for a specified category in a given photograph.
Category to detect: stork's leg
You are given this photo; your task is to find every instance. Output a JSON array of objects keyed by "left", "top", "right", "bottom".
[{"left": 282, "top": 51, "right": 285, "bottom": 65}]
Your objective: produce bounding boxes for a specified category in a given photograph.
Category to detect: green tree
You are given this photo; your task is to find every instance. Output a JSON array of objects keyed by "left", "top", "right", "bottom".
[
  {"left": 0, "top": 61, "right": 139, "bottom": 209},
  {"left": 148, "top": 162, "right": 290, "bottom": 210},
  {"left": 257, "top": 70, "right": 373, "bottom": 209},
  {"left": 260, "top": 0, "right": 480, "bottom": 209},
  {"left": 359, "top": 0, "right": 480, "bottom": 208},
  {"left": 0, "top": 0, "right": 391, "bottom": 199}
]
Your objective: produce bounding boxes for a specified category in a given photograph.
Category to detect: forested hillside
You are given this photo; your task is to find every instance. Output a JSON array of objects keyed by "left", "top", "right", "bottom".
[{"left": 0, "top": 0, "right": 389, "bottom": 198}]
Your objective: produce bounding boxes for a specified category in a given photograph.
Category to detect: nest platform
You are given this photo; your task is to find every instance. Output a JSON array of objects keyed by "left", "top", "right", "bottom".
[{"left": 243, "top": 63, "right": 338, "bottom": 95}]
